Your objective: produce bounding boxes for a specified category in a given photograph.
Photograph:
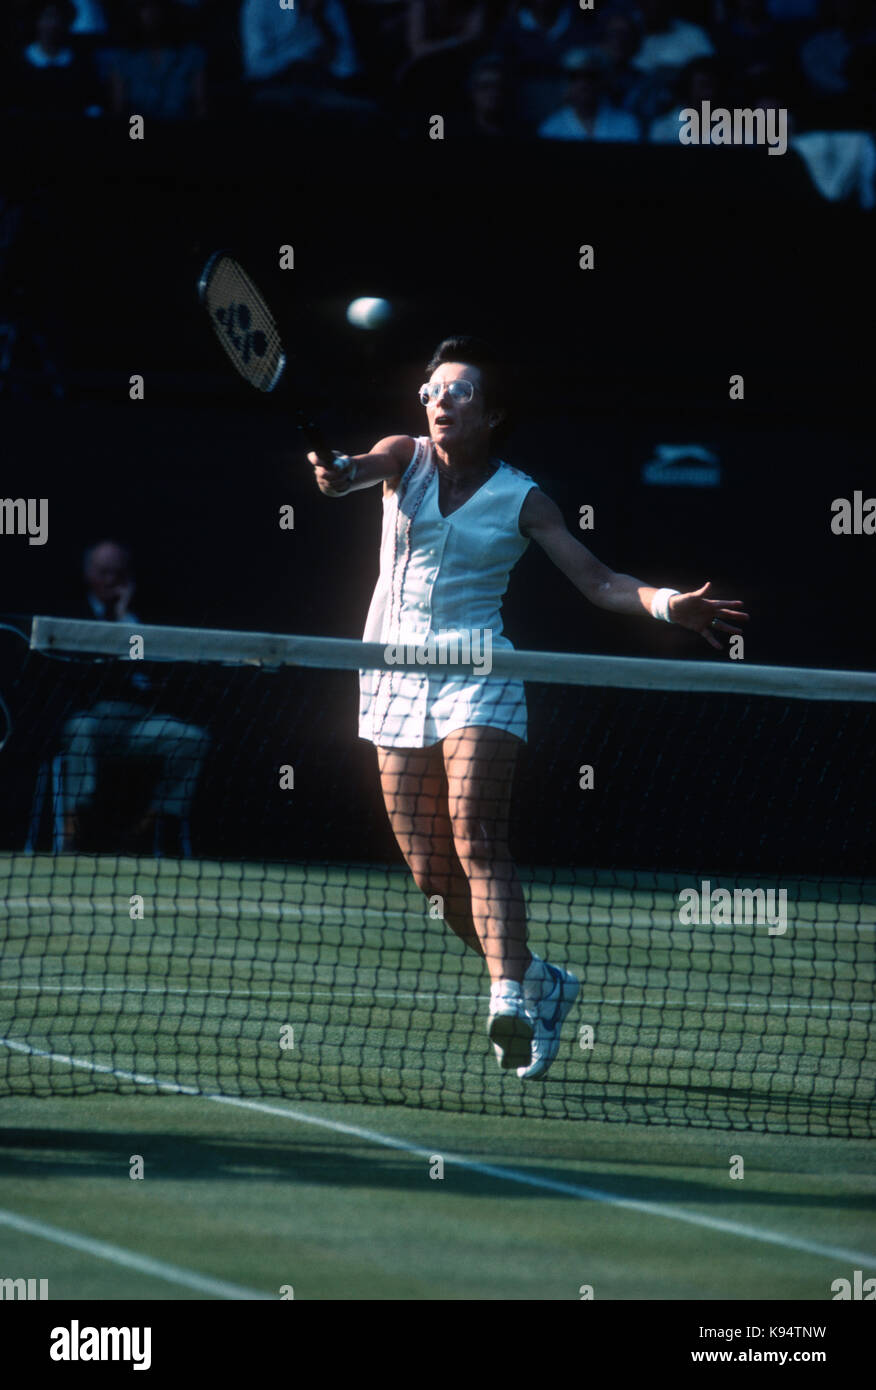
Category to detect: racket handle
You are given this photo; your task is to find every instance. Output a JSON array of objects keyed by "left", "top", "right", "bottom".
[{"left": 294, "top": 411, "right": 330, "bottom": 459}]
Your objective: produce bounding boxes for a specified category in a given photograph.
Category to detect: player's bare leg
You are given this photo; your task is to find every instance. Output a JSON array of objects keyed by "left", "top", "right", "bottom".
[
  {"left": 378, "top": 732, "right": 532, "bottom": 1070},
  {"left": 443, "top": 726, "right": 578, "bottom": 1078},
  {"left": 442, "top": 726, "right": 534, "bottom": 1069},
  {"left": 441, "top": 726, "right": 528, "bottom": 984},
  {"left": 377, "top": 744, "right": 484, "bottom": 956}
]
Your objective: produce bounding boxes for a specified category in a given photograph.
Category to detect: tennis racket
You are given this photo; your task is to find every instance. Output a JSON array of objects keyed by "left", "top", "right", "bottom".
[{"left": 197, "top": 250, "right": 330, "bottom": 457}]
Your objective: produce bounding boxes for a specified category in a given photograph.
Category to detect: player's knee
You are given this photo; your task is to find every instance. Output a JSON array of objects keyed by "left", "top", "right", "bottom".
[{"left": 453, "top": 821, "right": 506, "bottom": 868}]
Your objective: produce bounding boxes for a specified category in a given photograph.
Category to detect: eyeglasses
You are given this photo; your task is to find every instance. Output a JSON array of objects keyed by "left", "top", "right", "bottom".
[{"left": 418, "top": 379, "right": 479, "bottom": 406}]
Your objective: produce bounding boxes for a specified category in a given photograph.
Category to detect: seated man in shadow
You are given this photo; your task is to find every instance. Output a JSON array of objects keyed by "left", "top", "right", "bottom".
[{"left": 60, "top": 539, "right": 210, "bottom": 855}]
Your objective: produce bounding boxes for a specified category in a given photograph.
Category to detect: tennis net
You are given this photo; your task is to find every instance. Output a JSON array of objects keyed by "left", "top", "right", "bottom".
[{"left": 0, "top": 616, "right": 873, "bottom": 1135}]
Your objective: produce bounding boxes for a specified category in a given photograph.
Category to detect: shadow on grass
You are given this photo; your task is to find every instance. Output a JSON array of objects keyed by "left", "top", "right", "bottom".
[{"left": 1, "top": 1126, "right": 874, "bottom": 1214}]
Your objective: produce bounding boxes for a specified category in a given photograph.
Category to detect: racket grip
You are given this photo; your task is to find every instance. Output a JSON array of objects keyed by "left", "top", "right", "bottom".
[{"left": 294, "top": 412, "right": 331, "bottom": 460}]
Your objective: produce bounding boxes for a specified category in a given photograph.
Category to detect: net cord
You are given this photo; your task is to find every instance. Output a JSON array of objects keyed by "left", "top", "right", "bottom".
[{"left": 29, "top": 616, "right": 876, "bottom": 703}]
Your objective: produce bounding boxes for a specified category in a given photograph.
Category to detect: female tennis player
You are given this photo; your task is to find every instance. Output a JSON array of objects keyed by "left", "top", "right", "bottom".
[{"left": 309, "top": 337, "right": 748, "bottom": 1079}]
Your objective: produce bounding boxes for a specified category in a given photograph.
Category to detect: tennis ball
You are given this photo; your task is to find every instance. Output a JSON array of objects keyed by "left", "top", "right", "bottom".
[{"left": 346, "top": 297, "right": 392, "bottom": 330}]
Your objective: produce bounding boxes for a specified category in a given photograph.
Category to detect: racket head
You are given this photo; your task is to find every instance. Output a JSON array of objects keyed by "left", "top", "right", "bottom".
[{"left": 198, "top": 251, "right": 286, "bottom": 393}]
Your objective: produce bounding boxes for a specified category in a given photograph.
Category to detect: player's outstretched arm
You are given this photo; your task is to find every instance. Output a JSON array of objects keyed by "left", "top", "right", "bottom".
[
  {"left": 308, "top": 435, "right": 414, "bottom": 497},
  {"left": 520, "top": 489, "right": 749, "bottom": 649}
]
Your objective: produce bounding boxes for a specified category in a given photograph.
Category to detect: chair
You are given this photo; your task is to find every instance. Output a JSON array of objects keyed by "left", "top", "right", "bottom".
[{"left": 26, "top": 752, "right": 192, "bottom": 857}]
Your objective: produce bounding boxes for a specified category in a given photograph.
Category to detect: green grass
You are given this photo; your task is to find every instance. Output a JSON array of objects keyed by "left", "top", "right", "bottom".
[
  {"left": 1, "top": 851, "right": 874, "bottom": 1299},
  {"left": 1, "top": 853, "right": 873, "bottom": 1134},
  {"left": 1, "top": 1094, "right": 874, "bottom": 1300}
]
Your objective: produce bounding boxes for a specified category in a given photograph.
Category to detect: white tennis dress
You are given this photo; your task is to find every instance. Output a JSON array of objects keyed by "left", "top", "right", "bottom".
[{"left": 358, "top": 436, "right": 537, "bottom": 748}]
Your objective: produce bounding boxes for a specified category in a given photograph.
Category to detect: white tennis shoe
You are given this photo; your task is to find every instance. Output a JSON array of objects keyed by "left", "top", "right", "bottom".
[
  {"left": 517, "top": 962, "right": 580, "bottom": 1080},
  {"left": 487, "top": 981, "right": 534, "bottom": 1071}
]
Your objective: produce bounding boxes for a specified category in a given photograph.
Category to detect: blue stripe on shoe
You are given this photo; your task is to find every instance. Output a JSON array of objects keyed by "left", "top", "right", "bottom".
[{"left": 544, "top": 964, "right": 565, "bottom": 1029}]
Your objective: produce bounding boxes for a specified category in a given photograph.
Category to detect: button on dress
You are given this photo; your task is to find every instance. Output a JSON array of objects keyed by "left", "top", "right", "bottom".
[{"left": 358, "top": 437, "right": 537, "bottom": 748}]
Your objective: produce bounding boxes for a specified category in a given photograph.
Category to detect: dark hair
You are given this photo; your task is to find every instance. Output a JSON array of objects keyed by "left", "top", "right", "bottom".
[
  {"left": 426, "top": 335, "right": 507, "bottom": 403},
  {"left": 425, "top": 335, "right": 513, "bottom": 450}
]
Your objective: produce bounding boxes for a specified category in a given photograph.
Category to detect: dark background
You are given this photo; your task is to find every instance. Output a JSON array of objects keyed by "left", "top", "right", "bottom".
[
  {"left": 1, "top": 124, "right": 873, "bottom": 873},
  {"left": 1, "top": 130, "right": 872, "bottom": 662}
]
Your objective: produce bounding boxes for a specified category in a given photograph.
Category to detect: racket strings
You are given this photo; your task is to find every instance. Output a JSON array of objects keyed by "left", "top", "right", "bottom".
[{"left": 203, "top": 257, "right": 285, "bottom": 393}]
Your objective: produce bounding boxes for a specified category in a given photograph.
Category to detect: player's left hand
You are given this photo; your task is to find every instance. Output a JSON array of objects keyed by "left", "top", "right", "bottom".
[{"left": 670, "top": 581, "right": 749, "bottom": 650}]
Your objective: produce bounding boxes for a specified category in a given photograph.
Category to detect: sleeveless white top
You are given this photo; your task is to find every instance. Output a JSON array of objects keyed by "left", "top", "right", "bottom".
[{"left": 358, "top": 436, "right": 537, "bottom": 748}]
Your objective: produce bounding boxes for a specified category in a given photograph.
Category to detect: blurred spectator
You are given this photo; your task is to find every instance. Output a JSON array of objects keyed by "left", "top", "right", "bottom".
[
  {"left": 630, "top": 0, "right": 715, "bottom": 73},
  {"left": 394, "top": 0, "right": 488, "bottom": 123},
  {"left": 744, "top": 79, "right": 798, "bottom": 130},
  {"left": 60, "top": 541, "right": 210, "bottom": 856},
  {"left": 715, "top": 0, "right": 786, "bottom": 83},
  {"left": 740, "top": 62, "right": 876, "bottom": 207},
  {"left": 596, "top": 7, "right": 678, "bottom": 129},
  {"left": 599, "top": 8, "right": 643, "bottom": 65},
  {"left": 598, "top": 8, "right": 644, "bottom": 101},
  {"left": 648, "top": 55, "right": 728, "bottom": 140},
  {"left": 5, "top": 0, "right": 874, "bottom": 168},
  {"left": 497, "top": 0, "right": 590, "bottom": 66},
  {"left": 741, "top": 79, "right": 874, "bottom": 206},
  {"left": 455, "top": 54, "right": 521, "bottom": 137},
  {"left": 9, "top": 0, "right": 103, "bottom": 117},
  {"left": 106, "top": 1, "right": 207, "bottom": 118},
  {"left": 241, "top": 0, "right": 356, "bottom": 83},
  {"left": 496, "top": 0, "right": 593, "bottom": 125},
  {"left": 799, "top": 0, "right": 876, "bottom": 123},
  {"left": 401, "top": 0, "right": 487, "bottom": 72},
  {"left": 69, "top": 0, "right": 108, "bottom": 33},
  {"left": 538, "top": 48, "right": 641, "bottom": 140},
  {"left": 345, "top": 0, "right": 409, "bottom": 88},
  {"left": 240, "top": 0, "right": 375, "bottom": 119},
  {"left": 792, "top": 125, "right": 876, "bottom": 206}
]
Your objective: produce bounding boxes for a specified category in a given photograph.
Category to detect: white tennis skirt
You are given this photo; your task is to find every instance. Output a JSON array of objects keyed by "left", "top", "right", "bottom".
[{"left": 359, "top": 667, "right": 527, "bottom": 749}]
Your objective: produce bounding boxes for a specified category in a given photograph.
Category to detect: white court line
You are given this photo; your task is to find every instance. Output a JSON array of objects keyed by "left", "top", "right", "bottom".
[
  {"left": 2, "top": 1039, "right": 875, "bottom": 1272},
  {"left": 0, "top": 1208, "right": 272, "bottom": 1300},
  {"left": 0, "top": 980, "right": 871, "bottom": 1014}
]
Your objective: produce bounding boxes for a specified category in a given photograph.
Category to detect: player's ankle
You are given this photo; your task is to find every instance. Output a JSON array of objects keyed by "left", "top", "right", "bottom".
[
  {"left": 490, "top": 977, "right": 524, "bottom": 999},
  {"left": 523, "top": 952, "right": 551, "bottom": 998}
]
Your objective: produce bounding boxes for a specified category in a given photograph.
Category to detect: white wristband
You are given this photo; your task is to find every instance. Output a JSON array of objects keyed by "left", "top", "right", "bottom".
[{"left": 650, "top": 588, "right": 679, "bottom": 623}]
